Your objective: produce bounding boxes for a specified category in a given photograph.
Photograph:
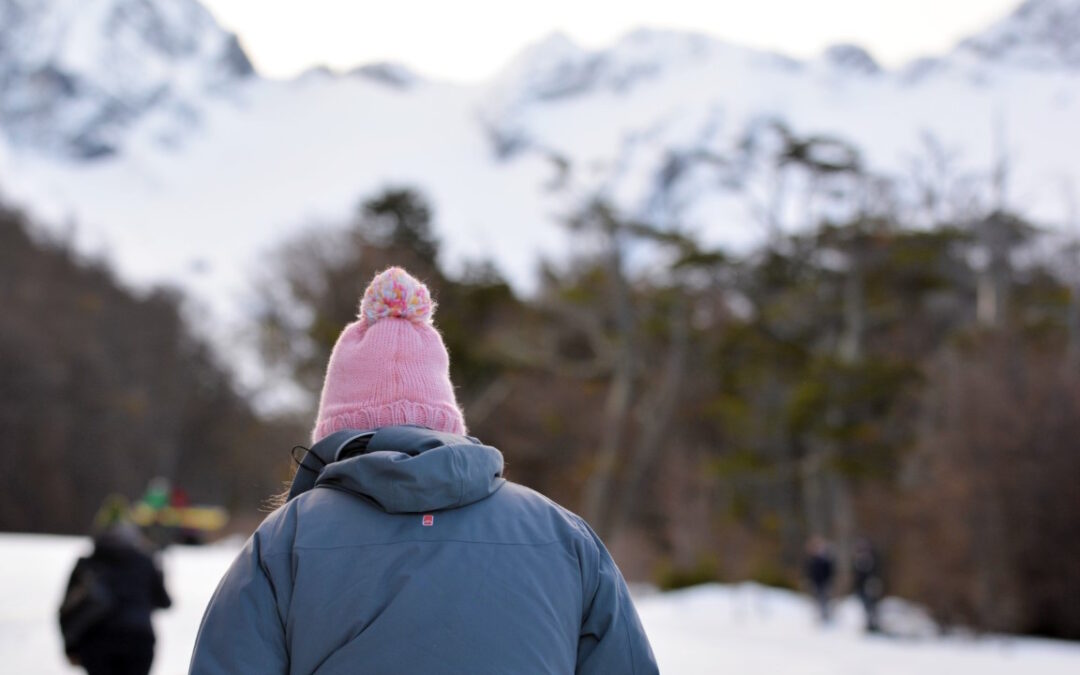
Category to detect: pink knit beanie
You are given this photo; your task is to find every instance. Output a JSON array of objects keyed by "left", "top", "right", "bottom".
[{"left": 311, "top": 267, "right": 466, "bottom": 443}]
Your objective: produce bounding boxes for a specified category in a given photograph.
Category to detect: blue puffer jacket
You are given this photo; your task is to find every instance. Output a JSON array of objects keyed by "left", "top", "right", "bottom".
[{"left": 189, "top": 426, "right": 659, "bottom": 675}]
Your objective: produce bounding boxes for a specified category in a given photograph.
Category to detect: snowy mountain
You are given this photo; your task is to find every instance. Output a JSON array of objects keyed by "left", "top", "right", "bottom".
[
  {"left": 0, "top": 0, "right": 1078, "bottom": 389},
  {"left": 958, "top": 0, "right": 1080, "bottom": 69},
  {"left": 0, "top": 0, "right": 251, "bottom": 157}
]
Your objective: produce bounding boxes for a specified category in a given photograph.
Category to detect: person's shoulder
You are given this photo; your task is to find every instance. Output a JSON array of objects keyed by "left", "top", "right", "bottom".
[
  {"left": 493, "top": 481, "right": 597, "bottom": 542},
  {"left": 248, "top": 496, "right": 305, "bottom": 557},
  {"left": 496, "top": 481, "right": 576, "bottom": 514},
  {"left": 250, "top": 486, "right": 371, "bottom": 552}
]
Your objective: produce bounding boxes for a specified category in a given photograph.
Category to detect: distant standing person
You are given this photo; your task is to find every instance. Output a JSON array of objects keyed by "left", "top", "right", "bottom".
[
  {"left": 804, "top": 535, "right": 835, "bottom": 623},
  {"left": 852, "top": 538, "right": 884, "bottom": 633},
  {"left": 59, "top": 498, "right": 172, "bottom": 675}
]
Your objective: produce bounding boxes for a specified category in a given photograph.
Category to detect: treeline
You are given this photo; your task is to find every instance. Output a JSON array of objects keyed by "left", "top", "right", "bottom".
[
  {"left": 256, "top": 186, "right": 1080, "bottom": 639},
  {"left": 0, "top": 207, "right": 296, "bottom": 534}
]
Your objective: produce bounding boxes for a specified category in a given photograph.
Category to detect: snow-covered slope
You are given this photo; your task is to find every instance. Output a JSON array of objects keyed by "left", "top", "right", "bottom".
[
  {"left": 958, "top": 0, "right": 1080, "bottom": 68},
  {"left": 0, "top": 0, "right": 251, "bottom": 157},
  {"left": 0, "top": 0, "right": 1078, "bottom": 378},
  {"left": 3, "top": 534, "right": 1080, "bottom": 675}
]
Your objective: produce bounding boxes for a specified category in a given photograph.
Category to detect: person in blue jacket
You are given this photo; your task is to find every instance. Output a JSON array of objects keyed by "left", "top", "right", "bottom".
[{"left": 189, "top": 267, "right": 659, "bottom": 675}]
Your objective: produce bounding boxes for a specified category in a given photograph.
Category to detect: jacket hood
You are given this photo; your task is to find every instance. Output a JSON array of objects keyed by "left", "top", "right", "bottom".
[{"left": 313, "top": 425, "right": 505, "bottom": 514}]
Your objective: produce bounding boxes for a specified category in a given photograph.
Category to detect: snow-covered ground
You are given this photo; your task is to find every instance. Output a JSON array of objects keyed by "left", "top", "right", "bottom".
[{"left": 3, "top": 533, "right": 1079, "bottom": 674}]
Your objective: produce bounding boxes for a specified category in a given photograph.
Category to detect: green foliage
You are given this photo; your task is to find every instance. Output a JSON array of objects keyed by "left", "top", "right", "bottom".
[
  {"left": 655, "top": 556, "right": 722, "bottom": 591},
  {"left": 438, "top": 269, "right": 519, "bottom": 391},
  {"left": 786, "top": 358, "right": 918, "bottom": 448},
  {"left": 709, "top": 450, "right": 774, "bottom": 480},
  {"left": 749, "top": 560, "right": 798, "bottom": 591},
  {"left": 360, "top": 188, "right": 440, "bottom": 262}
]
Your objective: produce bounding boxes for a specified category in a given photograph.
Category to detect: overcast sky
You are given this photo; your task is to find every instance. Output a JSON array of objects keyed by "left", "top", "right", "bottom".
[{"left": 200, "top": 0, "right": 1022, "bottom": 82}]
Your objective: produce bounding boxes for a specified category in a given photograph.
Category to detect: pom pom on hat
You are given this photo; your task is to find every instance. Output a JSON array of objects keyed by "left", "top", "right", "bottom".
[
  {"left": 311, "top": 265, "right": 465, "bottom": 442},
  {"left": 360, "top": 267, "right": 435, "bottom": 325}
]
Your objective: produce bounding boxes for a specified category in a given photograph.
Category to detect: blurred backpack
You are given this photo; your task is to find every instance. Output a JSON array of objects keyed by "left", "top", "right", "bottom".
[{"left": 58, "top": 557, "right": 117, "bottom": 651}]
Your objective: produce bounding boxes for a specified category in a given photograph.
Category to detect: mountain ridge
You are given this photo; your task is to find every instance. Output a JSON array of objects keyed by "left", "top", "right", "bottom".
[
  {"left": 957, "top": 0, "right": 1080, "bottom": 68},
  {"left": 0, "top": 0, "right": 251, "bottom": 157},
  {"left": 0, "top": 0, "right": 1076, "bottom": 386},
  {"left": 1, "top": 0, "right": 1073, "bottom": 160}
]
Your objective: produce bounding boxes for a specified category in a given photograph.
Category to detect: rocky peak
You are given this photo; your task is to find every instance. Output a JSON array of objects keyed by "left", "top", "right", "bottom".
[
  {"left": 0, "top": 0, "right": 253, "bottom": 158},
  {"left": 821, "top": 44, "right": 881, "bottom": 76},
  {"left": 958, "top": 0, "right": 1080, "bottom": 69}
]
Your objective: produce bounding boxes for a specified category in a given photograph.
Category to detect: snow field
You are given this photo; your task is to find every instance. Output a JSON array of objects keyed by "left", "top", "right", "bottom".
[{"left": 3, "top": 533, "right": 1080, "bottom": 674}]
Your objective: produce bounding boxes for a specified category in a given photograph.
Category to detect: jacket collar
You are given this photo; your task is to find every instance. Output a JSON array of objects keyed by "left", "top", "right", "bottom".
[{"left": 293, "top": 425, "right": 505, "bottom": 514}]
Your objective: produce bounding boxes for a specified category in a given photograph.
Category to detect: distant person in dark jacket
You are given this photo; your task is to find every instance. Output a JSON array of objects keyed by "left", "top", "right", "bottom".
[
  {"left": 60, "top": 504, "right": 172, "bottom": 675},
  {"left": 189, "top": 267, "right": 659, "bottom": 675},
  {"left": 804, "top": 535, "right": 835, "bottom": 623},
  {"left": 852, "top": 538, "right": 884, "bottom": 633}
]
